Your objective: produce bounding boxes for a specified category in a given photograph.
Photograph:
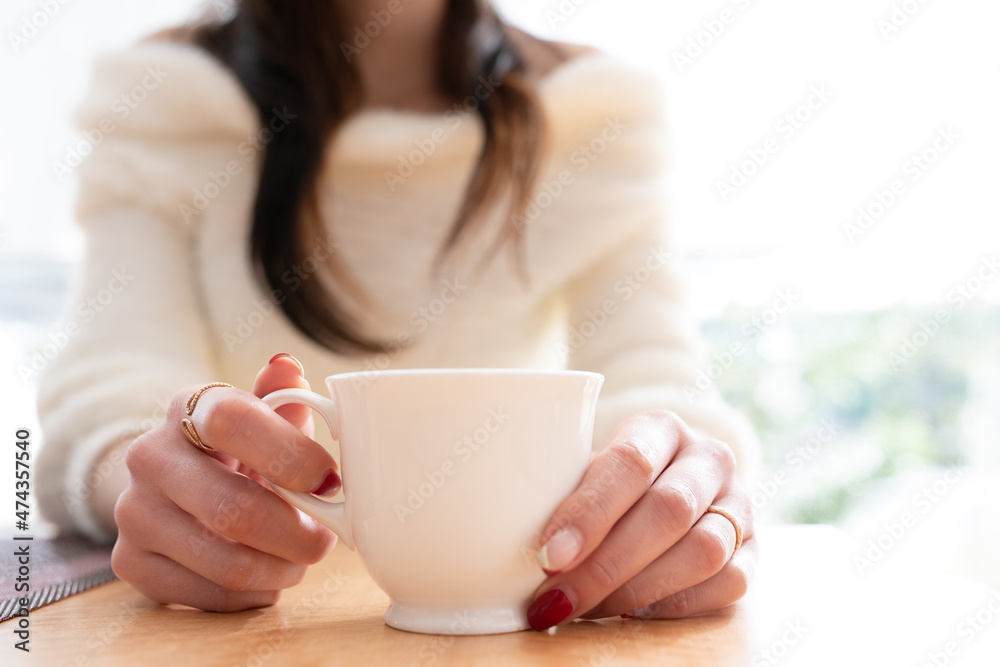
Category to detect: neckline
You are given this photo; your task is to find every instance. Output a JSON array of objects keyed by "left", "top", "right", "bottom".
[
  {"left": 346, "top": 49, "right": 617, "bottom": 122},
  {"left": 322, "top": 51, "right": 622, "bottom": 163},
  {"left": 105, "top": 41, "right": 638, "bottom": 165},
  {"left": 128, "top": 38, "right": 618, "bottom": 122}
]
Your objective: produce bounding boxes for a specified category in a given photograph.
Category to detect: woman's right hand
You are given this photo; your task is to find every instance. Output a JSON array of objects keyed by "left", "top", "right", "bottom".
[{"left": 111, "top": 354, "right": 340, "bottom": 612}]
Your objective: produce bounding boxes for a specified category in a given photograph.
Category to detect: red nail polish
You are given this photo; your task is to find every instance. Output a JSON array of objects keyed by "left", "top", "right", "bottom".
[
  {"left": 621, "top": 613, "right": 635, "bottom": 619},
  {"left": 312, "top": 470, "right": 341, "bottom": 497},
  {"left": 269, "top": 353, "right": 304, "bottom": 376},
  {"left": 527, "top": 589, "right": 573, "bottom": 631}
]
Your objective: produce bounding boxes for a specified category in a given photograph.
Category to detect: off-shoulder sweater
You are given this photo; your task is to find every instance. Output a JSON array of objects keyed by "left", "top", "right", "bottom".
[{"left": 36, "top": 41, "right": 759, "bottom": 542}]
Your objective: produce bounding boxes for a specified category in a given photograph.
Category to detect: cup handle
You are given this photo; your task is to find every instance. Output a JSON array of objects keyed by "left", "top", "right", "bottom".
[{"left": 260, "top": 388, "right": 355, "bottom": 550}]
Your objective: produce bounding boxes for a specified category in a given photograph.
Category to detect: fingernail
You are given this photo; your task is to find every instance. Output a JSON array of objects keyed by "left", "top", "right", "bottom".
[
  {"left": 312, "top": 470, "right": 341, "bottom": 497},
  {"left": 527, "top": 589, "right": 573, "bottom": 631},
  {"left": 537, "top": 527, "right": 583, "bottom": 573},
  {"left": 269, "top": 353, "right": 304, "bottom": 376},
  {"left": 621, "top": 613, "right": 635, "bottom": 619}
]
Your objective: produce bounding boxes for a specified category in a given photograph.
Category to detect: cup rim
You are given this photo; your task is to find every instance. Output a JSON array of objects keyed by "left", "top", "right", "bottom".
[{"left": 326, "top": 368, "right": 604, "bottom": 383}]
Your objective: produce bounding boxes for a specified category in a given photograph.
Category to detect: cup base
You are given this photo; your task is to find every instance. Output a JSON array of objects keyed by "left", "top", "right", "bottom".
[{"left": 384, "top": 601, "right": 529, "bottom": 635}]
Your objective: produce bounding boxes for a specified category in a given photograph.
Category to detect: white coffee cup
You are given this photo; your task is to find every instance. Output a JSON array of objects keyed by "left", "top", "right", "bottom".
[{"left": 260, "top": 368, "right": 603, "bottom": 635}]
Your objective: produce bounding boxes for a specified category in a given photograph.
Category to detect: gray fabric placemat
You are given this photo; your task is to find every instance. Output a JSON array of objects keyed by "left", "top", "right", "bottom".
[{"left": 0, "top": 537, "right": 116, "bottom": 622}]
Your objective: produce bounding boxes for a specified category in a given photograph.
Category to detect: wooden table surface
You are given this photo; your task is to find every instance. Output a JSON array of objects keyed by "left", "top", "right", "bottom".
[{"left": 6, "top": 525, "right": 999, "bottom": 666}]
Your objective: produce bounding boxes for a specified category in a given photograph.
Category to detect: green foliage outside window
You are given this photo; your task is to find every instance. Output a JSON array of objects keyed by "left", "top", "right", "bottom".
[{"left": 701, "top": 303, "right": 998, "bottom": 524}]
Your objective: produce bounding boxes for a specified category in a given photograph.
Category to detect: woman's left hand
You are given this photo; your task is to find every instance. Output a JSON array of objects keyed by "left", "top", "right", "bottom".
[{"left": 526, "top": 410, "right": 757, "bottom": 630}]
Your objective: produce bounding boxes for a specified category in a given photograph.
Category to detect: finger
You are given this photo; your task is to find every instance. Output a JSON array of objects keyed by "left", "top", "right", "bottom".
[
  {"left": 112, "top": 539, "right": 281, "bottom": 613},
  {"left": 170, "top": 383, "right": 338, "bottom": 494},
  {"left": 627, "top": 535, "right": 758, "bottom": 620},
  {"left": 535, "top": 411, "right": 689, "bottom": 576},
  {"left": 115, "top": 482, "right": 318, "bottom": 592},
  {"left": 254, "top": 353, "right": 314, "bottom": 438},
  {"left": 529, "top": 434, "right": 735, "bottom": 629},
  {"left": 580, "top": 491, "right": 754, "bottom": 619},
  {"left": 151, "top": 446, "right": 336, "bottom": 565},
  {"left": 122, "top": 496, "right": 309, "bottom": 592},
  {"left": 128, "top": 424, "right": 335, "bottom": 563}
]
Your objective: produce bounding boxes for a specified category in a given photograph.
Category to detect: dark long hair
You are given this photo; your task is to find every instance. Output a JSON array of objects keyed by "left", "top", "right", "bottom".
[{"left": 193, "top": 0, "right": 546, "bottom": 353}]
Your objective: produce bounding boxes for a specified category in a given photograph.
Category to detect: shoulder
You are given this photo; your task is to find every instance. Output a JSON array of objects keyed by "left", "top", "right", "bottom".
[
  {"left": 504, "top": 25, "right": 600, "bottom": 80},
  {"left": 73, "top": 28, "right": 257, "bottom": 141},
  {"left": 511, "top": 32, "right": 669, "bottom": 256},
  {"left": 505, "top": 27, "right": 664, "bottom": 147},
  {"left": 520, "top": 42, "right": 666, "bottom": 178},
  {"left": 506, "top": 25, "right": 661, "bottom": 108},
  {"left": 139, "top": 25, "right": 198, "bottom": 45},
  {"left": 71, "top": 29, "right": 258, "bottom": 230}
]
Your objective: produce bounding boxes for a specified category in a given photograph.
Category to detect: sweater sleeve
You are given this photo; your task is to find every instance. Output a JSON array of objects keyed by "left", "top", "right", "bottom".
[
  {"left": 562, "top": 227, "right": 761, "bottom": 483},
  {"left": 35, "top": 42, "right": 258, "bottom": 542},
  {"left": 553, "top": 62, "right": 761, "bottom": 482}
]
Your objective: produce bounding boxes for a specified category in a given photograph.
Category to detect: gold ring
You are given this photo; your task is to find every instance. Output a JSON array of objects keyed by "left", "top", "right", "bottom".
[
  {"left": 705, "top": 505, "right": 743, "bottom": 560},
  {"left": 180, "top": 382, "right": 233, "bottom": 454}
]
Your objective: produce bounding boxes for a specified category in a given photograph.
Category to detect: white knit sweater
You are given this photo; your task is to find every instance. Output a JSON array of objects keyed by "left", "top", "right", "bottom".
[{"left": 37, "top": 41, "right": 759, "bottom": 542}]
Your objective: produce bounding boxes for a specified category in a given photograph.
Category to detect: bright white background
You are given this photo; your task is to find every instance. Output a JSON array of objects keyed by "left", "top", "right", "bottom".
[{"left": 1, "top": 0, "right": 998, "bottom": 589}]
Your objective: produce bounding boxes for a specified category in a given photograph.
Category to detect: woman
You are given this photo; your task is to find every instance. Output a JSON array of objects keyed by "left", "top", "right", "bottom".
[{"left": 37, "top": 0, "right": 759, "bottom": 630}]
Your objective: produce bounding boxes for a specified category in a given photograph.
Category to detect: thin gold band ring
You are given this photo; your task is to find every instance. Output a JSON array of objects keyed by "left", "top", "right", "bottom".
[{"left": 705, "top": 505, "right": 743, "bottom": 560}]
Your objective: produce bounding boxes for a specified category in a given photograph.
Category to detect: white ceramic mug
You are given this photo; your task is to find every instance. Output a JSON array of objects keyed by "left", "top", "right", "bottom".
[{"left": 260, "top": 368, "right": 603, "bottom": 635}]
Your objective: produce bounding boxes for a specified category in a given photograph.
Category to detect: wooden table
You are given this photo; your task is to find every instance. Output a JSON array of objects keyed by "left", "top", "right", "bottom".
[{"left": 6, "top": 525, "right": 999, "bottom": 666}]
